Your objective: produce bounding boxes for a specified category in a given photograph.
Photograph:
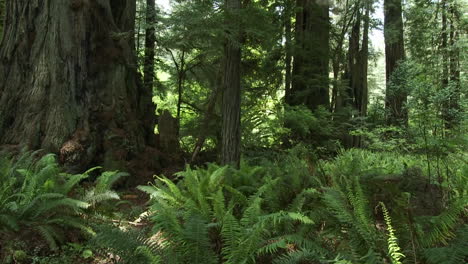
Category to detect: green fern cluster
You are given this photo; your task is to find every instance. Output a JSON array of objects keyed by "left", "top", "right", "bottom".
[
  {"left": 123, "top": 148, "right": 466, "bottom": 264},
  {"left": 138, "top": 163, "right": 320, "bottom": 264},
  {"left": 0, "top": 151, "right": 126, "bottom": 255},
  {"left": 90, "top": 224, "right": 162, "bottom": 264},
  {"left": 319, "top": 149, "right": 467, "bottom": 264}
]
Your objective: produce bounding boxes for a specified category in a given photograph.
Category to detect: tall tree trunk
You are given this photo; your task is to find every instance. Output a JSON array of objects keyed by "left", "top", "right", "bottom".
[
  {"left": 358, "top": 2, "right": 369, "bottom": 116},
  {"left": 135, "top": 0, "right": 144, "bottom": 63},
  {"left": 191, "top": 69, "right": 223, "bottom": 164},
  {"left": 354, "top": 1, "right": 370, "bottom": 148},
  {"left": 341, "top": 3, "right": 361, "bottom": 148},
  {"left": 0, "top": 0, "right": 155, "bottom": 173},
  {"left": 441, "top": 0, "right": 460, "bottom": 130},
  {"left": 143, "top": 0, "right": 156, "bottom": 94},
  {"left": 440, "top": 0, "right": 450, "bottom": 130},
  {"left": 446, "top": 0, "right": 460, "bottom": 129},
  {"left": 289, "top": 0, "right": 330, "bottom": 109},
  {"left": 176, "top": 50, "right": 186, "bottom": 131},
  {"left": 221, "top": 0, "right": 242, "bottom": 168},
  {"left": 384, "top": 0, "right": 406, "bottom": 125},
  {"left": 340, "top": 1, "right": 369, "bottom": 148},
  {"left": 284, "top": 0, "right": 293, "bottom": 103},
  {"left": 331, "top": 0, "right": 354, "bottom": 113}
]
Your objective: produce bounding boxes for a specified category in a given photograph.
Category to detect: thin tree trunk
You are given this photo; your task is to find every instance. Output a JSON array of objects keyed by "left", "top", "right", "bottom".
[
  {"left": 441, "top": 0, "right": 450, "bottom": 130},
  {"left": 359, "top": 2, "right": 370, "bottom": 116},
  {"left": 284, "top": 0, "right": 292, "bottom": 103},
  {"left": 384, "top": 0, "right": 406, "bottom": 125},
  {"left": 0, "top": 0, "right": 155, "bottom": 173},
  {"left": 221, "top": 0, "right": 242, "bottom": 168},
  {"left": 136, "top": 6, "right": 142, "bottom": 60},
  {"left": 354, "top": 1, "right": 370, "bottom": 148},
  {"left": 176, "top": 50, "right": 186, "bottom": 128},
  {"left": 447, "top": 1, "right": 460, "bottom": 129},
  {"left": 341, "top": 4, "right": 361, "bottom": 148},
  {"left": 191, "top": 69, "right": 223, "bottom": 164},
  {"left": 441, "top": 0, "right": 460, "bottom": 130},
  {"left": 143, "top": 0, "right": 156, "bottom": 92},
  {"left": 331, "top": 0, "right": 355, "bottom": 113}
]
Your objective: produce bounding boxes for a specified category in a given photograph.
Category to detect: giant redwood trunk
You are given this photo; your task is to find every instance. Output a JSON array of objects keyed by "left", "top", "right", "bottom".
[
  {"left": 384, "top": 0, "right": 406, "bottom": 125},
  {"left": 0, "top": 0, "right": 155, "bottom": 172},
  {"left": 289, "top": 0, "right": 329, "bottom": 109}
]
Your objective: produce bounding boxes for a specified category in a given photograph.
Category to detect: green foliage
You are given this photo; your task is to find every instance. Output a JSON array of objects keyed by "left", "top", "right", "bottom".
[
  {"left": 136, "top": 148, "right": 465, "bottom": 264},
  {"left": 90, "top": 224, "right": 162, "bottom": 264},
  {"left": 138, "top": 162, "right": 318, "bottom": 263},
  {"left": 379, "top": 202, "right": 404, "bottom": 264},
  {"left": 0, "top": 152, "right": 91, "bottom": 250},
  {"left": 0, "top": 151, "right": 125, "bottom": 256},
  {"left": 283, "top": 105, "right": 337, "bottom": 147},
  {"left": 317, "top": 149, "right": 467, "bottom": 263},
  {"left": 423, "top": 225, "right": 468, "bottom": 264},
  {"left": 1, "top": 147, "right": 465, "bottom": 263}
]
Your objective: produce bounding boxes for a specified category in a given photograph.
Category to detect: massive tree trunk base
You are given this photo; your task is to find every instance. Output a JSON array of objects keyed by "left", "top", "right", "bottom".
[{"left": 0, "top": 1, "right": 156, "bottom": 178}]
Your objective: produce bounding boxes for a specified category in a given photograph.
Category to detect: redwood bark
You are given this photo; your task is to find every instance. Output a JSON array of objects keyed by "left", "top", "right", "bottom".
[
  {"left": 0, "top": 0, "right": 155, "bottom": 172},
  {"left": 143, "top": 0, "right": 156, "bottom": 95},
  {"left": 221, "top": 0, "right": 242, "bottom": 168},
  {"left": 289, "top": 0, "right": 329, "bottom": 109},
  {"left": 0, "top": 0, "right": 4, "bottom": 40},
  {"left": 384, "top": 0, "right": 406, "bottom": 125}
]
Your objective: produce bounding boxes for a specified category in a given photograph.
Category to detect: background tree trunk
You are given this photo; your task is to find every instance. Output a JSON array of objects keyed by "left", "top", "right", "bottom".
[
  {"left": 283, "top": 0, "right": 293, "bottom": 103},
  {"left": 289, "top": 0, "right": 329, "bottom": 110},
  {"left": 441, "top": 0, "right": 460, "bottom": 130},
  {"left": 143, "top": 0, "right": 156, "bottom": 98},
  {"left": 0, "top": 0, "right": 155, "bottom": 173},
  {"left": 221, "top": 0, "right": 242, "bottom": 168},
  {"left": 447, "top": 1, "right": 460, "bottom": 129},
  {"left": 384, "top": 0, "right": 406, "bottom": 125}
]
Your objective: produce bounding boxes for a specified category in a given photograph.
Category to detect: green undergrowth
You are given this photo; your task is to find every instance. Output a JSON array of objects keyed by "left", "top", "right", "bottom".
[
  {"left": 0, "top": 151, "right": 130, "bottom": 263},
  {"left": 130, "top": 147, "right": 467, "bottom": 264},
  {"left": 0, "top": 148, "right": 466, "bottom": 263}
]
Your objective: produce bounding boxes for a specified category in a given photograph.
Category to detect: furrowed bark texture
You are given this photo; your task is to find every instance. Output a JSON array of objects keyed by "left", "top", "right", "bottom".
[
  {"left": 0, "top": 0, "right": 155, "bottom": 172},
  {"left": 0, "top": 0, "right": 4, "bottom": 40},
  {"left": 384, "top": 0, "right": 406, "bottom": 125},
  {"left": 143, "top": 0, "right": 156, "bottom": 96},
  {"left": 221, "top": 0, "right": 241, "bottom": 168}
]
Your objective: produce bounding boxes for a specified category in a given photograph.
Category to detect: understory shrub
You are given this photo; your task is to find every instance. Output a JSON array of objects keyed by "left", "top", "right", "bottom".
[{"left": 0, "top": 151, "right": 126, "bottom": 262}]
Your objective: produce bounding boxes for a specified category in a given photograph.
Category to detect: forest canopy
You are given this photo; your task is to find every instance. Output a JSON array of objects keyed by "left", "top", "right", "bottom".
[{"left": 0, "top": 0, "right": 466, "bottom": 263}]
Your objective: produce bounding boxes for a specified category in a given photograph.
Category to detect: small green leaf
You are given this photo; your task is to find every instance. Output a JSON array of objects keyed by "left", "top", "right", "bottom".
[{"left": 82, "top": 249, "right": 93, "bottom": 259}]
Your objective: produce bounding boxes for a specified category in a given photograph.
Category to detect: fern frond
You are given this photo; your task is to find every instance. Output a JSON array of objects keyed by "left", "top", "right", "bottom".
[
  {"left": 421, "top": 197, "right": 467, "bottom": 247},
  {"left": 36, "top": 225, "right": 59, "bottom": 251},
  {"left": 273, "top": 249, "right": 319, "bottom": 264},
  {"left": 380, "top": 202, "right": 404, "bottom": 264}
]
